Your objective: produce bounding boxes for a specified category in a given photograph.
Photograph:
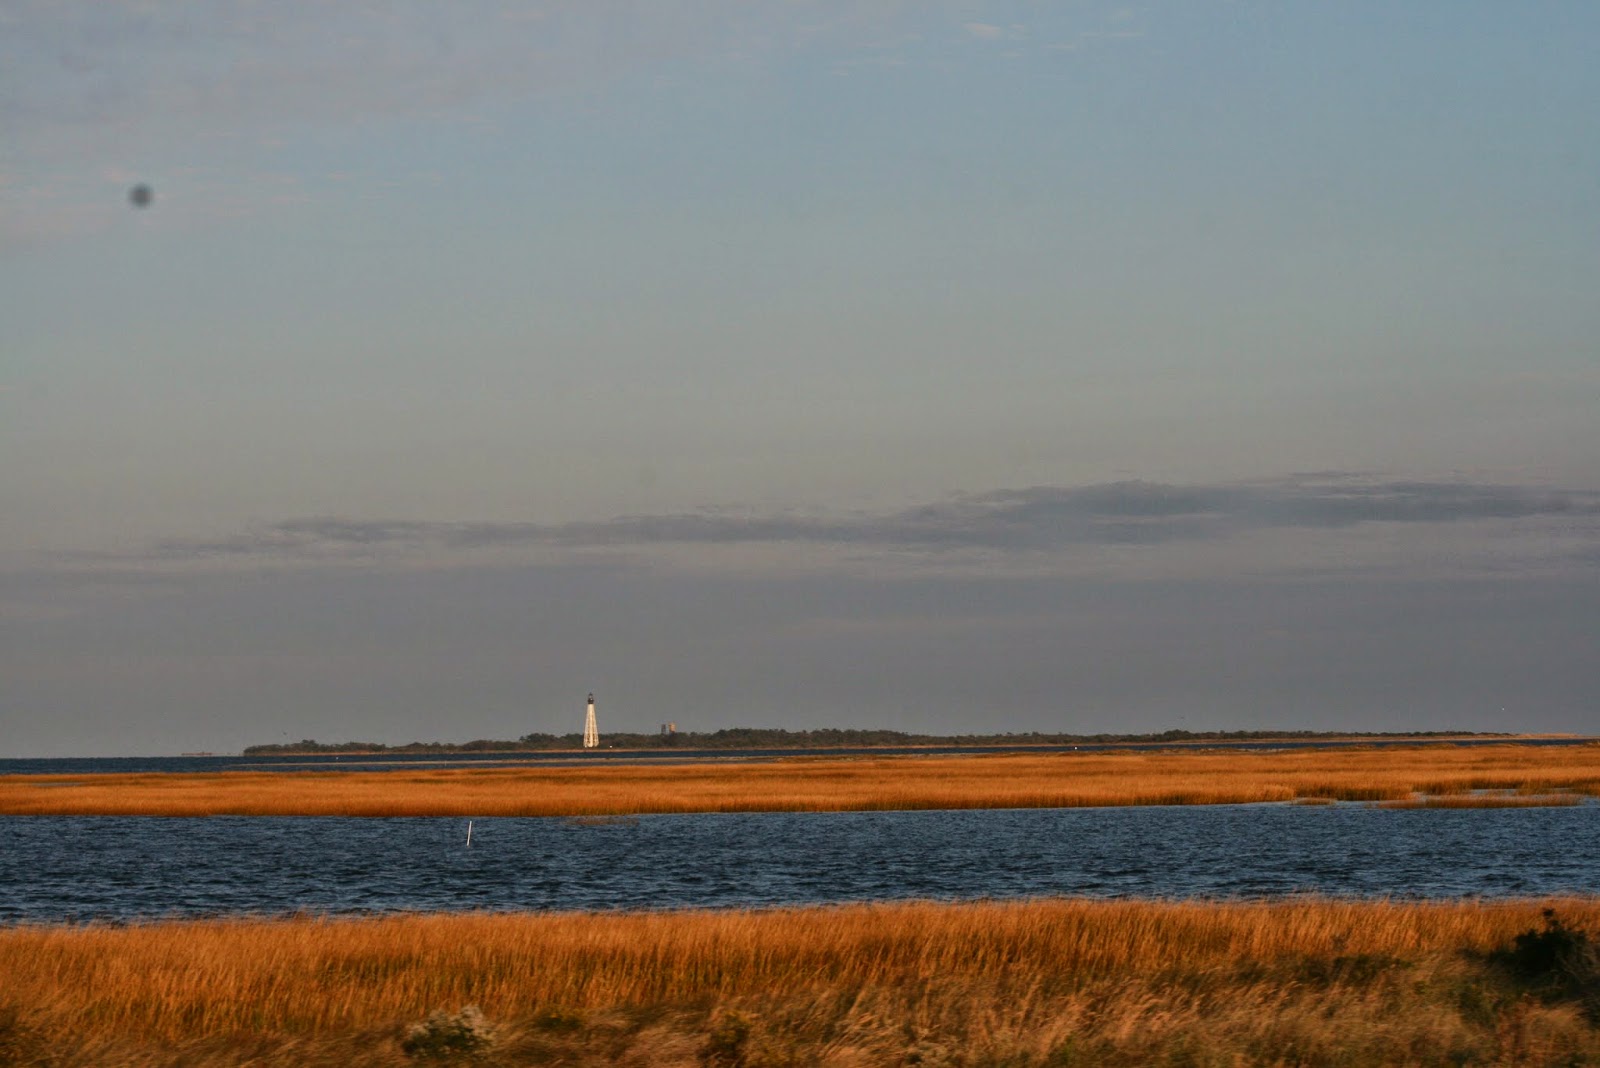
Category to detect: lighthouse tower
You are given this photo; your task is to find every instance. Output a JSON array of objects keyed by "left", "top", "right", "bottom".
[{"left": 583, "top": 693, "right": 599, "bottom": 749}]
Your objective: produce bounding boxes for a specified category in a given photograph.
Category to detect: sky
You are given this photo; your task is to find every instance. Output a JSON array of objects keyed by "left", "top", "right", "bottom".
[{"left": 2, "top": 1, "right": 1598, "bottom": 756}]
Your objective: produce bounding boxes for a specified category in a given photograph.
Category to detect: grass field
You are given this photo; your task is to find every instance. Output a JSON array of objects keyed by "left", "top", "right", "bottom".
[
  {"left": 4, "top": 898, "right": 1600, "bottom": 1066},
  {"left": 3, "top": 743, "right": 1599, "bottom": 817}
]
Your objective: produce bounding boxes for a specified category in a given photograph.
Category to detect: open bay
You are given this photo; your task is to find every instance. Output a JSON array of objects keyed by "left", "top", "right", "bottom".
[{"left": 3, "top": 803, "right": 1597, "bottom": 923}]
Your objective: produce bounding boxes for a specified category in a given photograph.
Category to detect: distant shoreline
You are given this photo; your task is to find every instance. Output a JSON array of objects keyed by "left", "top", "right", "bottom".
[{"left": 239, "top": 727, "right": 1530, "bottom": 757}]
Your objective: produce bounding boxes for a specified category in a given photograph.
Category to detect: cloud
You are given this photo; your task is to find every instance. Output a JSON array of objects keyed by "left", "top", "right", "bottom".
[
  {"left": 134, "top": 476, "right": 1600, "bottom": 563},
  {"left": 963, "top": 22, "right": 1006, "bottom": 40}
]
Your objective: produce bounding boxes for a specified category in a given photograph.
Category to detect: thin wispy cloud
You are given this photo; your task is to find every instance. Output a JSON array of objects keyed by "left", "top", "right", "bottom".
[{"left": 136, "top": 476, "right": 1600, "bottom": 563}]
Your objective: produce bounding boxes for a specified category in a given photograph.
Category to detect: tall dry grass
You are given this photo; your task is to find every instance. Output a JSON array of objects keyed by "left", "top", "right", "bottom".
[
  {"left": 3, "top": 743, "right": 1599, "bottom": 817},
  {"left": 4, "top": 899, "right": 1600, "bottom": 1066}
]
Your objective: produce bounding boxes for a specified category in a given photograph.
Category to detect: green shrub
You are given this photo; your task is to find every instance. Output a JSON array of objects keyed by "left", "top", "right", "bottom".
[{"left": 1491, "top": 909, "right": 1600, "bottom": 1021}]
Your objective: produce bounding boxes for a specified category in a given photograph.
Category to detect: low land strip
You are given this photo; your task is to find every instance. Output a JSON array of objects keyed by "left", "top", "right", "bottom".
[
  {"left": 3, "top": 743, "right": 1599, "bottom": 817},
  {"left": 240, "top": 728, "right": 1517, "bottom": 755},
  {"left": 4, "top": 899, "right": 1600, "bottom": 1066}
]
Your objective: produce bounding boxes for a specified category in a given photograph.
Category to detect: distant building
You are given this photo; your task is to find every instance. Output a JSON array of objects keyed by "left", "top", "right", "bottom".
[{"left": 583, "top": 693, "right": 598, "bottom": 749}]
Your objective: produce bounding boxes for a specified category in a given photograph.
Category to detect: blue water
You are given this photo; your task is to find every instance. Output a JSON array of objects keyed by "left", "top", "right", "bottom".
[{"left": 3, "top": 804, "right": 1596, "bottom": 923}]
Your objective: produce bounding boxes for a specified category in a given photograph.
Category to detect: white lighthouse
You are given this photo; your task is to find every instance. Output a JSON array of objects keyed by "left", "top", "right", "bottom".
[{"left": 583, "top": 693, "right": 598, "bottom": 749}]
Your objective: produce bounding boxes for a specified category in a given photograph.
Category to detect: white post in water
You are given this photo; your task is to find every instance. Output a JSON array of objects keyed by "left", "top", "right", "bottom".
[
  {"left": 583, "top": 693, "right": 599, "bottom": 749},
  {"left": 466, "top": 820, "right": 473, "bottom": 846}
]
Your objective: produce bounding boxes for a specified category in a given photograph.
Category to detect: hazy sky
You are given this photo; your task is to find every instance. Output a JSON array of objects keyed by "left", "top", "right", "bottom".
[{"left": 3, "top": 2, "right": 1598, "bottom": 755}]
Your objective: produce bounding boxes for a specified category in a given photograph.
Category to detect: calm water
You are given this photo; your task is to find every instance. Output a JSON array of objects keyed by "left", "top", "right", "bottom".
[{"left": 3, "top": 804, "right": 1597, "bottom": 922}]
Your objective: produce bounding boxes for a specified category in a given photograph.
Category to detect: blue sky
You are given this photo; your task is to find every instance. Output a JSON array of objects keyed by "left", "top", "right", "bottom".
[{"left": 2, "top": 2, "right": 1598, "bottom": 755}]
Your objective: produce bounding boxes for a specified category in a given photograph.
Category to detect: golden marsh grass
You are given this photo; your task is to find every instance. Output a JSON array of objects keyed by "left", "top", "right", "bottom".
[
  {"left": 5, "top": 899, "right": 1600, "bottom": 1066},
  {"left": 4, "top": 742, "right": 1599, "bottom": 817}
]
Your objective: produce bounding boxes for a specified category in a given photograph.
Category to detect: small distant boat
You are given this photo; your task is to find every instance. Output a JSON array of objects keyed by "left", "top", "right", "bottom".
[{"left": 179, "top": 752, "right": 215, "bottom": 757}]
